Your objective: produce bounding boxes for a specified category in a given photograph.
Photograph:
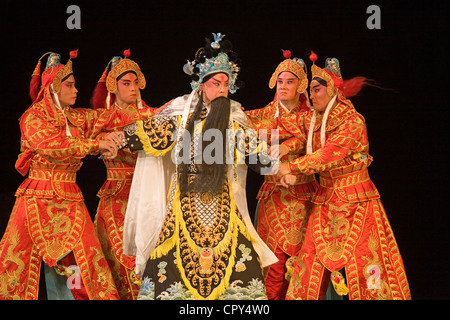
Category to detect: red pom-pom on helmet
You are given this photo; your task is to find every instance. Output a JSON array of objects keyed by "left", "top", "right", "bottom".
[
  {"left": 282, "top": 49, "right": 292, "bottom": 59},
  {"left": 309, "top": 51, "right": 317, "bottom": 63},
  {"left": 123, "top": 49, "right": 131, "bottom": 58},
  {"left": 70, "top": 49, "right": 78, "bottom": 59}
]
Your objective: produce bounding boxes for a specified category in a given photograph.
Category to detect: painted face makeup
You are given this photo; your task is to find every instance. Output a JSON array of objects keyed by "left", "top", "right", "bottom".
[
  {"left": 115, "top": 72, "right": 139, "bottom": 107},
  {"left": 309, "top": 79, "right": 334, "bottom": 112},
  {"left": 202, "top": 73, "right": 229, "bottom": 103},
  {"left": 276, "top": 71, "right": 300, "bottom": 104},
  {"left": 58, "top": 75, "right": 78, "bottom": 107}
]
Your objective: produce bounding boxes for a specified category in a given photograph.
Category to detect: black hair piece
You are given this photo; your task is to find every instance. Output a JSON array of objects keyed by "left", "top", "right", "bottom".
[
  {"left": 61, "top": 73, "right": 74, "bottom": 83},
  {"left": 312, "top": 76, "right": 328, "bottom": 87},
  {"left": 117, "top": 70, "right": 138, "bottom": 81}
]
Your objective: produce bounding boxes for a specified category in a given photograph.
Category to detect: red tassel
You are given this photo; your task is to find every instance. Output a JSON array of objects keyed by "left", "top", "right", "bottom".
[
  {"left": 90, "top": 81, "right": 108, "bottom": 109},
  {"left": 123, "top": 49, "right": 131, "bottom": 58},
  {"left": 299, "top": 94, "right": 309, "bottom": 112},
  {"left": 29, "top": 74, "right": 41, "bottom": 102},
  {"left": 342, "top": 76, "right": 369, "bottom": 98},
  {"left": 70, "top": 49, "right": 78, "bottom": 59},
  {"left": 90, "top": 66, "right": 110, "bottom": 109},
  {"left": 282, "top": 49, "right": 291, "bottom": 59},
  {"left": 309, "top": 51, "right": 318, "bottom": 63},
  {"left": 29, "top": 60, "right": 41, "bottom": 101}
]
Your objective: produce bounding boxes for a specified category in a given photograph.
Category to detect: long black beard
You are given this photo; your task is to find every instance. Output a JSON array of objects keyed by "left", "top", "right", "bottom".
[{"left": 179, "top": 95, "right": 231, "bottom": 196}]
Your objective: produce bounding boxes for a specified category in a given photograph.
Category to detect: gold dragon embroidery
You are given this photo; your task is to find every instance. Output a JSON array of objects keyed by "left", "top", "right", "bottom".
[
  {"left": 0, "top": 224, "right": 26, "bottom": 299},
  {"left": 362, "top": 228, "right": 391, "bottom": 299}
]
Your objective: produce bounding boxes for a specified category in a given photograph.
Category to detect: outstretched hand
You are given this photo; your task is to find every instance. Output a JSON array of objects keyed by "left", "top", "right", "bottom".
[
  {"left": 99, "top": 140, "right": 118, "bottom": 159},
  {"left": 105, "top": 131, "right": 126, "bottom": 149},
  {"left": 276, "top": 162, "right": 290, "bottom": 178},
  {"left": 153, "top": 99, "right": 174, "bottom": 115},
  {"left": 267, "top": 143, "right": 289, "bottom": 160},
  {"left": 280, "top": 174, "right": 296, "bottom": 188}
]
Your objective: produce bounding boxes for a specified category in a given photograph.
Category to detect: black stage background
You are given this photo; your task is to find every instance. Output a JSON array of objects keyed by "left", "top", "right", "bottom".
[{"left": 0, "top": 0, "right": 448, "bottom": 301}]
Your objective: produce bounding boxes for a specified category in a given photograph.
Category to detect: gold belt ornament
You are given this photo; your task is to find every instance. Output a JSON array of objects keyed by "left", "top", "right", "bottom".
[
  {"left": 106, "top": 167, "right": 134, "bottom": 180},
  {"left": 320, "top": 169, "right": 370, "bottom": 189},
  {"left": 28, "top": 167, "right": 77, "bottom": 182},
  {"left": 265, "top": 173, "right": 315, "bottom": 185}
]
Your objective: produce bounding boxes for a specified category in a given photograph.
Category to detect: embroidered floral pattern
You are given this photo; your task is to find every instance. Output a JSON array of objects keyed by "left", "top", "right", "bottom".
[{"left": 235, "top": 244, "right": 252, "bottom": 272}]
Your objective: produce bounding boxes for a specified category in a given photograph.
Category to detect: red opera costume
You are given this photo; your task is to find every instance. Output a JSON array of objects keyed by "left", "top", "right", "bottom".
[
  {"left": 91, "top": 52, "right": 148, "bottom": 300},
  {"left": 0, "top": 52, "right": 157, "bottom": 300},
  {"left": 279, "top": 56, "right": 411, "bottom": 300},
  {"left": 245, "top": 53, "right": 318, "bottom": 300}
]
